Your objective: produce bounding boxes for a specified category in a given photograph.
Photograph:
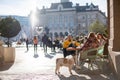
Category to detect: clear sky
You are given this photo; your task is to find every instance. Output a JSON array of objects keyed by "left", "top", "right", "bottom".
[{"left": 0, "top": 0, "right": 107, "bottom": 16}]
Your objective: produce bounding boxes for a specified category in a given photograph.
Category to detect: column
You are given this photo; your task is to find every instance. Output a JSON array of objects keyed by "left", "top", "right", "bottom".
[
  {"left": 109, "top": 0, "right": 120, "bottom": 51},
  {"left": 108, "top": 0, "right": 120, "bottom": 79}
]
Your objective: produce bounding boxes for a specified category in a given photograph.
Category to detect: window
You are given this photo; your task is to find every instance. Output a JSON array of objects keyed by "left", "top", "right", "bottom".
[
  {"left": 91, "top": 15, "right": 96, "bottom": 19},
  {"left": 59, "top": 7, "right": 62, "bottom": 11},
  {"left": 83, "top": 16, "right": 85, "bottom": 19},
  {"left": 87, "top": 15, "right": 90, "bottom": 18},
  {"left": 82, "top": 23, "right": 85, "bottom": 27}
]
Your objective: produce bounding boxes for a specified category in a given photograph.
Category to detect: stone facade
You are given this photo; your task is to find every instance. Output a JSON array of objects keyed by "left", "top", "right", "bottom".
[{"left": 29, "top": 0, "right": 106, "bottom": 37}]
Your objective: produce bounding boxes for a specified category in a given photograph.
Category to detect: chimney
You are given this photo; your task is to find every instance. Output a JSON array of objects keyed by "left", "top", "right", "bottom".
[
  {"left": 76, "top": 3, "right": 79, "bottom": 6},
  {"left": 42, "top": 6, "right": 45, "bottom": 9},
  {"left": 86, "top": 3, "right": 88, "bottom": 6},
  {"left": 61, "top": 0, "right": 69, "bottom": 3}
]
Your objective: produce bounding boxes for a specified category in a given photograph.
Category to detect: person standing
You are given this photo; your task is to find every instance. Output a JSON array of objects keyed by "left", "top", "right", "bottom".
[
  {"left": 63, "top": 35, "right": 80, "bottom": 58},
  {"left": 33, "top": 36, "right": 38, "bottom": 53},
  {"left": 26, "top": 38, "right": 29, "bottom": 51},
  {"left": 52, "top": 39, "right": 56, "bottom": 52},
  {"left": 42, "top": 34, "right": 48, "bottom": 53}
]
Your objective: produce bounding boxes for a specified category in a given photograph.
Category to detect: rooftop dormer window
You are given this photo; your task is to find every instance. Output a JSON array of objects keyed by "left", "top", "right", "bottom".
[
  {"left": 90, "top": 5, "right": 93, "bottom": 10},
  {"left": 61, "top": 0, "right": 69, "bottom": 3},
  {"left": 58, "top": 4, "right": 63, "bottom": 11}
]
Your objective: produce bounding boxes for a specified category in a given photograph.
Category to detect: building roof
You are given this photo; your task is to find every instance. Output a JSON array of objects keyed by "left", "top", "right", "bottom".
[
  {"left": 40, "top": 2, "right": 106, "bottom": 17},
  {"left": 50, "top": 2, "right": 73, "bottom": 9},
  {"left": 49, "top": 2, "right": 99, "bottom": 12},
  {"left": 75, "top": 3, "right": 99, "bottom": 12}
]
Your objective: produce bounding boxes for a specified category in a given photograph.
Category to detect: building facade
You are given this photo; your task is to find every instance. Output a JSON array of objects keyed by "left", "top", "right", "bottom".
[{"left": 30, "top": 0, "right": 107, "bottom": 38}]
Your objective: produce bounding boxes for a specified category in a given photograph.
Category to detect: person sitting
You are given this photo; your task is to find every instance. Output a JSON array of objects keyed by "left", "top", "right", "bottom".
[
  {"left": 80, "top": 32, "right": 99, "bottom": 51},
  {"left": 96, "top": 33, "right": 107, "bottom": 46},
  {"left": 96, "top": 33, "right": 108, "bottom": 56}
]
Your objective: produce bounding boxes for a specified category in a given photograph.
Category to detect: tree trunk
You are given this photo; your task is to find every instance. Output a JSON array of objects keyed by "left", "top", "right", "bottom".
[{"left": 8, "top": 38, "right": 10, "bottom": 47}]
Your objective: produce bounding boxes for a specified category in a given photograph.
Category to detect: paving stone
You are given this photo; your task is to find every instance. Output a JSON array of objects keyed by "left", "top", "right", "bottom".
[{"left": 0, "top": 46, "right": 115, "bottom": 80}]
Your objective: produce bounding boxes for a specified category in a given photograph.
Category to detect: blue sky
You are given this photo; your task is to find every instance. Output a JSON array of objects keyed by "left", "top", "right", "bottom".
[{"left": 0, "top": 0, "right": 107, "bottom": 16}]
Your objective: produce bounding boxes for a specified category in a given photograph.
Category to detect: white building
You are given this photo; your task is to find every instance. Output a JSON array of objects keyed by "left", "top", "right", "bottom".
[{"left": 29, "top": 0, "right": 107, "bottom": 37}]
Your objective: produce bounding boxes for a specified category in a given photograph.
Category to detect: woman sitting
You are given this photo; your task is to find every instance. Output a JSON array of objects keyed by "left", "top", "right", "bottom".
[
  {"left": 96, "top": 33, "right": 107, "bottom": 46},
  {"left": 80, "top": 32, "right": 99, "bottom": 51}
]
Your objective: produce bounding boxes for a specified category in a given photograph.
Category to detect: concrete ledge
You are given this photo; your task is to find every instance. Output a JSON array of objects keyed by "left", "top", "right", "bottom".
[
  {"left": 3, "top": 47, "right": 15, "bottom": 63},
  {"left": 108, "top": 46, "right": 120, "bottom": 80}
]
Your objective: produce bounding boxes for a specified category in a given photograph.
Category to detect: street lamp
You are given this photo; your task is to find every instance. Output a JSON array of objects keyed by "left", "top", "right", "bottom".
[
  {"left": 35, "top": 26, "right": 43, "bottom": 35},
  {"left": 37, "top": 26, "right": 43, "bottom": 32}
]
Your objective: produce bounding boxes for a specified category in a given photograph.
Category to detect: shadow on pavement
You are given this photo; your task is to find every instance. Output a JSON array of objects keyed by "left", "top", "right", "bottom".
[
  {"left": 33, "top": 53, "right": 39, "bottom": 58},
  {"left": 58, "top": 74, "right": 88, "bottom": 80},
  {"left": 50, "top": 52, "right": 56, "bottom": 55},
  {"left": 72, "top": 66, "right": 111, "bottom": 80},
  {"left": 25, "top": 50, "right": 29, "bottom": 53},
  {"left": 75, "top": 67, "right": 101, "bottom": 75},
  {"left": 0, "top": 62, "right": 14, "bottom": 71},
  {"left": 44, "top": 53, "right": 54, "bottom": 59},
  {"left": 57, "top": 72, "right": 109, "bottom": 80},
  {"left": 56, "top": 50, "right": 63, "bottom": 54}
]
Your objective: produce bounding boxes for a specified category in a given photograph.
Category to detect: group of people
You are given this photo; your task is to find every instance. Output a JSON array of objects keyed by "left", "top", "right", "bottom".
[
  {"left": 41, "top": 34, "right": 63, "bottom": 53},
  {"left": 25, "top": 33, "right": 63, "bottom": 53},
  {"left": 25, "top": 32, "right": 108, "bottom": 59},
  {"left": 62, "top": 32, "right": 108, "bottom": 65}
]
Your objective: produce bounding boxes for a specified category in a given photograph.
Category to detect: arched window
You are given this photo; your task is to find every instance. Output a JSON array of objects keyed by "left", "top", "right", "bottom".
[
  {"left": 64, "top": 32, "right": 68, "bottom": 36},
  {"left": 54, "top": 32, "right": 59, "bottom": 38},
  {"left": 59, "top": 32, "right": 64, "bottom": 37},
  {"left": 49, "top": 32, "right": 53, "bottom": 38}
]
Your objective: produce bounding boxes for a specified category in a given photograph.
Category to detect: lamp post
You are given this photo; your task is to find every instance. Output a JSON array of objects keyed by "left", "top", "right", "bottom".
[{"left": 35, "top": 26, "right": 43, "bottom": 35}]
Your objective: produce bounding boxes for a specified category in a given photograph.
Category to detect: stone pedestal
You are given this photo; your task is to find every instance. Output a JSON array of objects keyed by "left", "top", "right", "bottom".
[{"left": 108, "top": 46, "right": 120, "bottom": 80}]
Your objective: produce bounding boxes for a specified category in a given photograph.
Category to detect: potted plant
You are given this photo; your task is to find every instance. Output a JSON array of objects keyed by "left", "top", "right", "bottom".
[{"left": 0, "top": 16, "right": 21, "bottom": 62}]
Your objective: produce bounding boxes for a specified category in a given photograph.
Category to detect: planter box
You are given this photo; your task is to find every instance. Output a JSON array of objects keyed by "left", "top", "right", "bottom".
[
  {"left": 3, "top": 47, "right": 15, "bottom": 63},
  {"left": 0, "top": 41, "right": 4, "bottom": 46},
  {"left": 0, "top": 46, "right": 4, "bottom": 64}
]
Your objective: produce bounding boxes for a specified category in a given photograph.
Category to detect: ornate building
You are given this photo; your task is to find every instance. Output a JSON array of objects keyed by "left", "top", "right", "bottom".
[{"left": 30, "top": 0, "right": 106, "bottom": 38}]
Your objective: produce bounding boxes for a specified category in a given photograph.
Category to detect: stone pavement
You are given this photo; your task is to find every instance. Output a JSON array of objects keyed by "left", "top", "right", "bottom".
[{"left": 0, "top": 46, "right": 115, "bottom": 80}]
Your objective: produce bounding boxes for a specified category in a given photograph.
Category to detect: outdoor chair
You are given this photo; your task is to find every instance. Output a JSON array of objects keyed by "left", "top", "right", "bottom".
[
  {"left": 97, "top": 45, "right": 108, "bottom": 59},
  {"left": 79, "top": 48, "right": 98, "bottom": 70},
  {"left": 79, "top": 44, "right": 108, "bottom": 70},
  {"left": 96, "top": 45, "right": 108, "bottom": 70}
]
